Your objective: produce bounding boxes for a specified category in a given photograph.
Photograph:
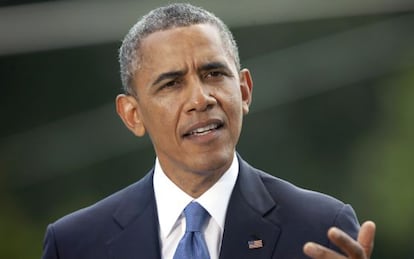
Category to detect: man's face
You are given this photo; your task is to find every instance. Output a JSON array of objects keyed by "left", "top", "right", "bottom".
[{"left": 123, "top": 24, "right": 252, "bottom": 179}]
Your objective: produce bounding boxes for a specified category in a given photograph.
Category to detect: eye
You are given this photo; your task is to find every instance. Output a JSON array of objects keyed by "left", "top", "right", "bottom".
[
  {"left": 161, "top": 80, "right": 181, "bottom": 89},
  {"left": 206, "top": 71, "right": 225, "bottom": 78}
]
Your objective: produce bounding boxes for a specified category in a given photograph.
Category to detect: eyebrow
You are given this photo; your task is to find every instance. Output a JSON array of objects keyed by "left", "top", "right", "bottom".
[
  {"left": 198, "top": 61, "right": 231, "bottom": 73},
  {"left": 151, "top": 61, "right": 232, "bottom": 87},
  {"left": 151, "top": 70, "right": 187, "bottom": 87}
]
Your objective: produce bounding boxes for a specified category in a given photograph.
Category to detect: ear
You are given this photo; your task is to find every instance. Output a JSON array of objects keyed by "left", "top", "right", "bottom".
[
  {"left": 116, "top": 94, "right": 146, "bottom": 137},
  {"left": 239, "top": 68, "right": 253, "bottom": 115}
]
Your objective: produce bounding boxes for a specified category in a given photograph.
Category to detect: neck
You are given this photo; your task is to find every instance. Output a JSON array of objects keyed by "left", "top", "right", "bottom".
[
  {"left": 174, "top": 171, "right": 225, "bottom": 198},
  {"left": 159, "top": 159, "right": 233, "bottom": 198}
]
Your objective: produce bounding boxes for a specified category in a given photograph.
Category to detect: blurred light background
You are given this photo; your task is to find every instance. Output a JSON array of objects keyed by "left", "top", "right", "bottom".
[{"left": 1, "top": 0, "right": 414, "bottom": 258}]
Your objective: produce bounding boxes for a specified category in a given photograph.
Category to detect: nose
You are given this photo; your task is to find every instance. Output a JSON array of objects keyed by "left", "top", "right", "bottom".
[{"left": 185, "top": 79, "right": 217, "bottom": 113}]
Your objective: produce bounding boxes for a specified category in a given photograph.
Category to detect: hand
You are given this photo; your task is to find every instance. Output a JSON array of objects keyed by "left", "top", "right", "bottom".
[{"left": 303, "top": 221, "right": 376, "bottom": 259}]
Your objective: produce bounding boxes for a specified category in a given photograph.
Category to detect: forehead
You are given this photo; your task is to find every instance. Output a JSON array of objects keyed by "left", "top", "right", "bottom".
[{"left": 138, "top": 24, "right": 231, "bottom": 71}]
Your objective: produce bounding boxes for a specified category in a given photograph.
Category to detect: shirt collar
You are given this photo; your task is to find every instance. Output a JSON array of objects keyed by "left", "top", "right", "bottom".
[{"left": 153, "top": 153, "right": 239, "bottom": 239}]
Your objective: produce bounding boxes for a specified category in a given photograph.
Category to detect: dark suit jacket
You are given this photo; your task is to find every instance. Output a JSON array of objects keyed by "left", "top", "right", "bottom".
[{"left": 42, "top": 156, "right": 359, "bottom": 259}]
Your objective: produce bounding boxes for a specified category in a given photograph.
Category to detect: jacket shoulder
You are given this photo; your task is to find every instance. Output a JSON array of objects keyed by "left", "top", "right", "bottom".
[
  {"left": 53, "top": 172, "right": 151, "bottom": 229},
  {"left": 43, "top": 171, "right": 154, "bottom": 258},
  {"left": 239, "top": 158, "right": 359, "bottom": 241}
]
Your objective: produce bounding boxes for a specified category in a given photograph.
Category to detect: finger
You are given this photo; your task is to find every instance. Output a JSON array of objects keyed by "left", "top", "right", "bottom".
[
  {"left": 327, "top": 227, "right": 365, "bottom": 259},
  {"left": 357, "top": 221, "right": 376, "bottom": 258},
  {"left": 303, "top": 242, "right": 346, "bottom": 259}
]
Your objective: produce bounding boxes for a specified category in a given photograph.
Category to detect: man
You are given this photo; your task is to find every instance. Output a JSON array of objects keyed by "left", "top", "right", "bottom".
[{"left": 42, "top": 3, "right": 375, "bottom": 259}]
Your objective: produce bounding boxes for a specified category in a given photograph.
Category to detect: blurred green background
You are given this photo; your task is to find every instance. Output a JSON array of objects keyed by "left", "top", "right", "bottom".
[{"left": 1, "top": 1, "right": 413, "bottom": 258}]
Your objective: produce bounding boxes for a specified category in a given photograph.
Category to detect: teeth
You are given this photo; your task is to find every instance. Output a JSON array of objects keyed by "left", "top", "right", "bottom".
[{"left": 191, "top": 123, "right": 218, "bottom": 135}]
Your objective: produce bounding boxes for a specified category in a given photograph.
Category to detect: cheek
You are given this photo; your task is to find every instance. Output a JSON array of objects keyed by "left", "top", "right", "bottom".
[
  {"left": 143, "top": 101, "right": 180, "bottom": 133},
  {"left": 219, "top": 88, "right": 243, "bottom": 114},
  {"left": 216, "top": 93, "right": 244, "bottom": 135}
]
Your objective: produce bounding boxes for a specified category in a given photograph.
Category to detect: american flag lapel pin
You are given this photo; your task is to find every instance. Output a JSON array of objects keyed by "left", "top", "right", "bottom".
[{"left": 248, "top": 239, "right": 263, "bottom": 249}]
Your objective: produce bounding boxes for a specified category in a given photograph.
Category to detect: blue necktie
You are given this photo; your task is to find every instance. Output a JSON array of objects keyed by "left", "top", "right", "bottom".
[{"left": 173, "top": 202, "right": 210, "bottom": 259}]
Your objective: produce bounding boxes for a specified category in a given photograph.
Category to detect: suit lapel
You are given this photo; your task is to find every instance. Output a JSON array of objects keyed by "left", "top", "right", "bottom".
[
  {"left": 106, "top": 171, "right": 161, "bottom": 259},
  {"left": 105, "top": 157, "right": 281, "bottom": 259},
  {"left": 219, "top": 157, "right": 281, "bottom": 259}
]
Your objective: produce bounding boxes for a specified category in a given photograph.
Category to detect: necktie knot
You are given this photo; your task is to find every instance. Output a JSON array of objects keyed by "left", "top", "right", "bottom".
[
  {"left": 184, "top": 202, "right": 209, "bottom": 233},
  {"left": 173, "top": 201, "right": 210, "bottom": 259}
]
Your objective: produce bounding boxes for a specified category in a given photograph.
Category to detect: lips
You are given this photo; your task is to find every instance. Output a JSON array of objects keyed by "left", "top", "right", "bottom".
[{"left": 183, "top": 120, "right": 223, "bottom": 137}]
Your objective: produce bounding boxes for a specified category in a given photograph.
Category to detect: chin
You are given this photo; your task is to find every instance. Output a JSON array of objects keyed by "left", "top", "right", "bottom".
[{"left": 190, "top": 150, "right": 233, "bottom": 174}]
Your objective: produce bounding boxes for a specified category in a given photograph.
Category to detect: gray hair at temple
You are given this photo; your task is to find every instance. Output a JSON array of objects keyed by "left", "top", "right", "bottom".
[{"left": 118, "top": 3, "right": 240, "bottom": 96}]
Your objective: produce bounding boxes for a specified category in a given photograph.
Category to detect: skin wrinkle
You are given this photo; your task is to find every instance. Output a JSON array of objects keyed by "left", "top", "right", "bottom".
[
  {"left": 117, "top": 24, "right": 252, "bottom": 198},
  {"left": 115, "top": 6, "right": 375, "bottom": 258},
  {"left": 119, "top": 4, "right": 240, "bottom": 95},
  {"left": 39, "top": 5, "right": 377, "bottom": 259}
]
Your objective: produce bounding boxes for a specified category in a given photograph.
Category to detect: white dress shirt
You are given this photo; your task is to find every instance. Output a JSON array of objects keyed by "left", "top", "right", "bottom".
[{"left": 153, "top": 154, "right": 239, "bottom": 259}]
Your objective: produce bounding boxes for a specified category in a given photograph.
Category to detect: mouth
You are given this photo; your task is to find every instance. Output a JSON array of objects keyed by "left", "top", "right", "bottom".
[{"left": 183, "top": 121, "right": 224, "bottom": 138}]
